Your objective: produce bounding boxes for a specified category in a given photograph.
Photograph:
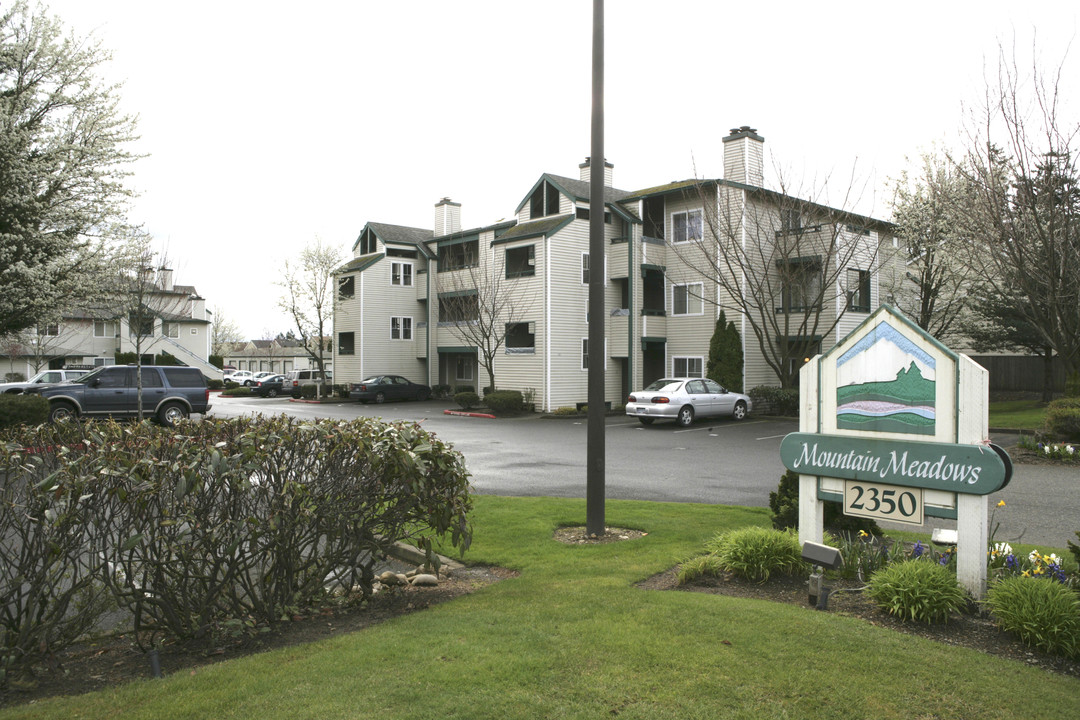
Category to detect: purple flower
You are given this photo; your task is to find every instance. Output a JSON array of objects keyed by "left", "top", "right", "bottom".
[
  {"left": 912, "top": 541, "right": 925, "bottom": 559},
  {"left": 1005, "top": 554, "right": 1018, "bottom": 570}
]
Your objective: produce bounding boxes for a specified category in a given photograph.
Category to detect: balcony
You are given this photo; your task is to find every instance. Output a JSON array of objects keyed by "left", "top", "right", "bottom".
[
  {"left": 608, "top": 238, "right": 630, "bottom": 279},
  {"left": 415, "top": 270, "right": 428, "bottom": 301},
  {"left": 608, "top": 310, "right": 629, "bottom": 356},
  {"left": 639, "top": 310, "right": 665, "bottom": 338}
]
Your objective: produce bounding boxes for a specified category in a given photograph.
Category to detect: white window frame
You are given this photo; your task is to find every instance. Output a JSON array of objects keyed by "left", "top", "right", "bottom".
[
  {"left": 391, "top": 261, "right": 414, "bottom": 287},
  {"left": 161, "top": 321, "right": 180, "bottom": 338},
  {"left": 673, "top": 356, "right": 704, "bottom": 378},
  {"left": 391, "top": 316, "right": 413, "bottom": 340},
  {"left": 455, "top": 357, "right": 473, "bottom": 382},
  {"left": 671, "top": 283, "right": 704, "bottom": 316},
  {"left": 581, "top": 252, "right": 605, "bottom": 286},
  {"left": 94, "top": 320, "right": 117, "bottom": 338},
  {"left": 581, "top": 338, "right": 607, "bottom": 371},
  {"left": 671, "top": 209, "right": 703, "bottom": 244}
]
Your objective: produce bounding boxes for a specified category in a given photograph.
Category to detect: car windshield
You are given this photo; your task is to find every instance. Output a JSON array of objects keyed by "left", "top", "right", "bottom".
[
  {"left": 360, "top": 377, "right": 382, "bottom": 384},
  {"left": 643, "top": 379, "right": 682, "bottom": 392},
  {"left": 73, "top": 366, "right": 109, "bottom": 384}
]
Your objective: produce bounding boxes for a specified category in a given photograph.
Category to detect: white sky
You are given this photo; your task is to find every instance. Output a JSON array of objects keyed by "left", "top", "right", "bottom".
[{"left": 42, "top": 0, "right": 1080, "bottom": 339}]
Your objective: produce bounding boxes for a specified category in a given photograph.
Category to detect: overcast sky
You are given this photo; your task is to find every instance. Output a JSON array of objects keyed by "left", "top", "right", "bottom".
[{"left": 43, "top": 0, "right": 1080, "bottom": 338}]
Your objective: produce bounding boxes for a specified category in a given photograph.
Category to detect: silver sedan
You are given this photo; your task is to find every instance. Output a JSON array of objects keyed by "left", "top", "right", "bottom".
[{"left": 625, "top": 377, "right": 752, "bottom": 427}]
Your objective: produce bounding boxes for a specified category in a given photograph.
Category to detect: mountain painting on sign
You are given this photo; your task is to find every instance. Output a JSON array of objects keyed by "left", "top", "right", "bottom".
[{"left": 835, "top": 321, "right": 936, "bottom": 435}]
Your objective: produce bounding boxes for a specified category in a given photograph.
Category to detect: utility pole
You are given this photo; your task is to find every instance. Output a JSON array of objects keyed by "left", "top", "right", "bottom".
[{"left": 586, "top": 0, "right": 606, "bottom": 536}]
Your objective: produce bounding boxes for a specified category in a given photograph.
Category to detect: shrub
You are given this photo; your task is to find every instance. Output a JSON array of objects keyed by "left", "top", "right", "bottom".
[
  {"left": 482, "top": 386, "right": 494, "bottom": 397},
  {"left": 455, "top": 392, "right": 480, "bottom": 409},
  {"left": 1045, "top": 398, "right": 1080, "bottom": 442},
  {"left": 4, "top": 372, "right": 25, "bottom": 382},
  {"left": 985, "top": 576, "right": 1080, "bottom": 658},
  {"left": 748, "top": 385, "right": 799, "bottom": 416},
  {"left": 676, "top": 554, "right": 725, "bottom": 584},
  {"left": 769, "top": 469, "right": 881, "bottom": 536},
  {"left": 866, "top": 560, "right": 969, "bottom": 623},
  {"left": 707, "top": 526, "right": 806, "bottom": 582},
  {"left": 0, "top": 394, "right": 49, "bottom": 429},
  {"left": 455, "top": 384, "right": 475, "bottom": 394},
  {"left": 0, "top": 416, "right": 473, "bottom": 667},
  {"left": 222, "top": 386, "right": 252, "bottom": 397},
  {"left": 224, "top": 380, "right": 240, "bottom": 389},
  {"left": 432, "top": 384, "right": 453, "bottom": 399},
  {"left": 300, "top": 384, "right": 318, "bottom": 399},
  {"left": 207, "top": 378, "right": 224, "bottom": 390},
  {"left": 550, "top": 406, "right": 580, "bottom": 416},
  {"left": 706, "top": 310, "right": 743, "bottom": 392},
  {"left": 485, "top": 390, "right": 524, "bottom": 415}
]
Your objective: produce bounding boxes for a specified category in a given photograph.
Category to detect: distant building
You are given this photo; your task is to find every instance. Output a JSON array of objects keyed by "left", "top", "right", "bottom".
[
  {"left": 332, "top": 128, "right": 897, "bottom": 411},
  {"left": 222, "top": 337, "right": 332, "bottom": 374}
]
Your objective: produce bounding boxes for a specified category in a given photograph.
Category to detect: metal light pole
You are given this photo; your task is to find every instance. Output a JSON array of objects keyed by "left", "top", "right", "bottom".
[{"left": 586, "top": 0, "right": 606, "bottom": 536}]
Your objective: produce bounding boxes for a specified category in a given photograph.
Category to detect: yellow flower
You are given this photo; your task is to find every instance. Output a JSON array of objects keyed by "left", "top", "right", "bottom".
[{"left": 997, "top": 500, "right": 1006, "bottom": 508}]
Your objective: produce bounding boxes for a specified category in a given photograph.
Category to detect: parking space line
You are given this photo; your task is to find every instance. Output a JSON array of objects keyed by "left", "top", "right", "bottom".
[{"left": 756, "top": 434, "right": 787, "bottom": 440}]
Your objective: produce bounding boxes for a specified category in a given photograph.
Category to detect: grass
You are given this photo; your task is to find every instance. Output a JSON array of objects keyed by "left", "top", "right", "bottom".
[
  {"left": 3, "top": 495, "right": 1078, "bottom": 720},
  {"left": 989, "top": 399, "right": 1049, "bottom": 430}
]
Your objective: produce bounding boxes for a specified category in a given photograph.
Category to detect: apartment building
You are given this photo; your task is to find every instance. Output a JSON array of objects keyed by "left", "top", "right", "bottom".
[{"left": 332, "top": 127, "right": 896, "bottom": 412}]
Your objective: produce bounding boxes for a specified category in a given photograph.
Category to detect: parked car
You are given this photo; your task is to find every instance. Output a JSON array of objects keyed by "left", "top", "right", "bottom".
[
  {"left": 625, "top": 377, "right": 751, "bottom": 427},
  {"left": 283, "top": 369, "right": 332, "bottom": 397},
  {"left": 28, "top": 365, "right": 212, "bottom": 426},
  {"left": 224, "top": 370, "right": 256, "bottom": 386},
  {"left": 252, "top": 371, "right": 278, "bottom": 382},
  {"left": 0, "top": 368, "right": 90, "bottom": 394},
  {"left": 252, "top": 374, "right": 286, "bottom": 398},
  {"left": 349, "top": 375, "right": 431, "bottom": 404}
]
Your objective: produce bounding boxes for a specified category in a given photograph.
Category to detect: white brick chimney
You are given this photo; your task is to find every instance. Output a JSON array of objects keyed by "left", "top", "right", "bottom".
[
  {"left": 434, "top": 197, "right": 461, "bottom": 236},
  {"left": 578, "top": 157, "right": 613, "bottom": 187},
  {"left": 722, "top": 126, "right": 764, "bottom": 186}
]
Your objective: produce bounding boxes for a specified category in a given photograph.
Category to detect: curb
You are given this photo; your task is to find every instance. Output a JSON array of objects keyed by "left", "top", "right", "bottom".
[{"left": 443, "top": 409, "right": 496, "bottom": 419}]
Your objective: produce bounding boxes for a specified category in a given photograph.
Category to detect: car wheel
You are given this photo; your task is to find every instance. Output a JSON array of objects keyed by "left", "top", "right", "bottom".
[
  {"left": 374, "top": 391, "right": 386, "bottom": 404},
  {"left": 267, "top": 388, "right": 279, "bottom": 398},
  {"left": 638, "top": 417, "right": 654, "bottom": 425},
  {"left": 157, "top": 401, "right": 188, "bottom": 427},
  {"left": 732, "top": 401, "right": 747, "bottom": 421},
  {"left": 48, "top": 402, "right": 77, "bottom": 423},
  {"left": 417, "top": 389, "right": 430, "bottom": 401},
  {"left": 676, "top": 406, "right": 695, "bottom": 427},
  {"left": 244, "top": 380, "right": 255, "bottom": 387}
]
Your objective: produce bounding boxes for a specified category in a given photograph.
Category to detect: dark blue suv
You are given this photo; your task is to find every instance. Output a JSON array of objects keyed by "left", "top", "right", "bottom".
[{"left": 33, "top": 365, "right": 212, "bottom": 426}]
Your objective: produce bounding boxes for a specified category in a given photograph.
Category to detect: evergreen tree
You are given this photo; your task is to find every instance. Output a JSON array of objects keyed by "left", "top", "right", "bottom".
[{"left": 706, "top": 310, "right": 743, "bottom": 392}]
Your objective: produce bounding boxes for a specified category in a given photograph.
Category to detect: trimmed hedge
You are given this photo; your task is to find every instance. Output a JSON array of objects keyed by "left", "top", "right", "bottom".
[
  {"left": 455, "top": 392, "right": 480, "bottom": 410},
  {"left": 484, "top": 390, "right": 524, "bottom": 415},
  {"left": 0, "top": 394, "right": 49, "bottom": 429},
  {"left": 1045, "top": 398, "right": 1080, "bottom": 441},
  {"left": 748, "top": 385, "right": 799, "bottom": 416}
]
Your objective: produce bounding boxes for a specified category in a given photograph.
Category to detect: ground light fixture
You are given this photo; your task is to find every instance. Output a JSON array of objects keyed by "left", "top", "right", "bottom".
[{"left": 802, "top": 541, "right": 843, "bottom": 609}]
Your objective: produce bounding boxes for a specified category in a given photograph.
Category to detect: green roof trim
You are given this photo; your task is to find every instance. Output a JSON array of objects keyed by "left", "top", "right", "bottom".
[
  {"left": 437, "top": 346, "right": 477, "bottom": 354},
  {"left": 491, "top": 214, "right": 574, "bottom": 245},
  {"left": 437, "top": 289, "right": 478, "bottom": 299},
  {"left": 336, "top": 254, "right": 383, "bottom": 274}
]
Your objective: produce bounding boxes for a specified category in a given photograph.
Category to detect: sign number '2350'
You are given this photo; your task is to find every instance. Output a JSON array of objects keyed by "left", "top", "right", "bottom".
[{"left": 843, "top": 481, "right": 924, "bottom": 525}]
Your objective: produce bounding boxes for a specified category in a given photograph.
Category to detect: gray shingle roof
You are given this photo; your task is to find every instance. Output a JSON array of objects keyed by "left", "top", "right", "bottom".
[{"left": 367, "top": 222, "right": 433, "bottom": 246}]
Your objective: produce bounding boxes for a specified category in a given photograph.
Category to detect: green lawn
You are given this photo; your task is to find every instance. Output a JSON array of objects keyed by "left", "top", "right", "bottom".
[
  {"left": 989, "top": 399, "right": 1049, "bottom": 430},
  {"left": 3, "top": 496, "right": 1078, "bottom": 720}
]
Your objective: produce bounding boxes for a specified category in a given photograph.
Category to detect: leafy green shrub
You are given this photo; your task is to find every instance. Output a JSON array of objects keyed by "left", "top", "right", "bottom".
[
  {"left": 769, "top": 469, "right": 881, "bottom": 536},
  {"left": 676, "top": 554, "right": 725, "bottom": 584},
  {"left": 485, "top": 390, "right": 524, "bottom": 415},
  {"left": 748, "top": 385, "right": 799, "bottom": 416},
  {"left": 1045, "top": 398, "right": 1080, "bottom": 441},
  {"left": 707, "top": 310, "right": 743, "bottom": 392},
  {"left": 224, "top": 380, "right": 240, "bottom": 389},
  {"left": 455, "top": 384, "right": 475, "bottom": 394},
  {"left": 432, "top": 384, "right": 453, "bottom": 399},
  {"left": 866, "top": 561, "right": 969, "bottom": 623},
  {"left": 482, "top": 386, "right": 494, "bottom": 397},
  {"left": 221, "top": 386, "right": 252, "bottom": 397},
  {"left": 300, "top": 384, "right": 318, "bottom": 399},
  {"left": 0, "top": 394, "right": 49, "bottom": 429},
  {"left": 985, "top": 576, "right": 1080, "bottom": 658},
  {"left": 207, "top": 378, "right": 224, "bottom": 390},
  {"left": 708, "top": 526, "right": 806, "bottom": 582},
  {"left": 455, "top": 392, "right": 480, "bottom": 409},
  {"left": 4, "top": 372, "right": 25, "bottom": 382},
  {"left": 550, "top": 406, "right": 580, "bottom": 416}
]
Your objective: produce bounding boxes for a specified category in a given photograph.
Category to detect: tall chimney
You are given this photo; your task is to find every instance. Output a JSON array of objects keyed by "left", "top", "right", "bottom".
[
  {"left": 159, "top": 267, "right": 174, "bottom": 291},
  {"left": 722, "top": 126, "right": 764, "bottom": 186},
  {"left": 579, "top": 157, "right": 614, "bottom": 187},
  {"left": 434, "top": 197, "right": 461, "bottom": 236}
]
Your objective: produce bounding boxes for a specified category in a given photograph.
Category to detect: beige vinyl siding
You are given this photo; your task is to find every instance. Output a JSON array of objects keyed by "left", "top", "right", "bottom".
[{"left": 492, "top": 238, "right": 545, "bottom": 403}]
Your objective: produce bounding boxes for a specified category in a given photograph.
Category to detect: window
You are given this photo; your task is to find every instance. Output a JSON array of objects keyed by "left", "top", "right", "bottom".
[
  {"left": 129, "top": 313, "right": 154, "bottom": 337},
  {"left": 94, "top": 320, "right": 117, "bottom": 338},
  {"left": 36, "top": 324, "right": 59, "bottom": 336},
  {"left": 338, "top": 275, "right": 355, "bottom": 300},
  {"left": 455, "top": 357, "right": 473, "bottom": 382},
  {"left": 391, "top": 261, "right": 413, "bottom": 286},
  {"left": 777, "top": 257, "right": 823, "bottom": 313},
  {"left": 581, "top": 338, "right": 607, "bottom": 370},
  {"left": 581, "top": 253, "right": 590, "bottom": 284},
  {"left": 673, "top": 357, "right": 704, "bottom": 378},
  {"left": 161, "top": 322, "right": 179, "bottom": 338},
  {"left": 846, "top": 269, "right": 871, "bottom": 312},
  {"left": 338, "top": 332, "right": 355, "bottom": 355},
  {"left": 163, "top": 368, "right": 204, "bottom": 387},
  {"left": 439, "top": 293, "right": 478, "bottom": 324},
  {"left": 391, "top": 317, "right": 413, "bottom": 340},
  {"left": 672, "top": 283, "right": 704, "bottom": 316},
  {"left": 781, "top": 208, "right": 802, "bottom": 233},
  {"left": 672, "top": 210, "right": 703, "bottom": 243},
  {"left": 575, "top": 207, "right": 612, "bottom": 223},
  {"left": 505, "top": 322, "right": 535, "bottom": 353},
  {"left": 93, "top": 357, "right": 115, "bottom": 367},
  {"left": 505, "top": 245, "right": 535, "bottom": 278},
  {"left": 357, "top": 228, "right": 378, "bottom": 255},
  {"left": 438, "top": 239, "right": 478, "bottom": 271},
  {"left": 529, "top": 180, "right": 561, "bottom": 219}
]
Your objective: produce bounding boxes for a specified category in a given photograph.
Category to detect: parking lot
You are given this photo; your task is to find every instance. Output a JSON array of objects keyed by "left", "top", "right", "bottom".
[{"left": 209, "top": 395, "right": 1077, "bottom": 549}]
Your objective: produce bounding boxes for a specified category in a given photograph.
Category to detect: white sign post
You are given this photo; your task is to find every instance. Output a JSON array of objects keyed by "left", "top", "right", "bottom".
[{"left": 785, "top": 306, "right": 1010, "bottom": 599}]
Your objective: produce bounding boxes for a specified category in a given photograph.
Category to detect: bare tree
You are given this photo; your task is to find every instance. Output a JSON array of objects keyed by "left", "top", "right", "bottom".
[
  {"left": 210, "top": 306, "right": 244, "bottom": 358},
  {"left": 886, "top": 153, "right": 975, "bottom": 342},
  {"left": 3, "top": 317, "right": 78, "bottom": 375},
  {"left": 436, "top": 245, "right": 534, "bottom": 392},
  {"left": 954, "top": 43, "right": 1080, "bottom": 391},
  {"left": 670, "top": 174, "right": 885, "bottom": 388},
  {"left": 279, "top": 238, "right": 342, "bottom": 398}
]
